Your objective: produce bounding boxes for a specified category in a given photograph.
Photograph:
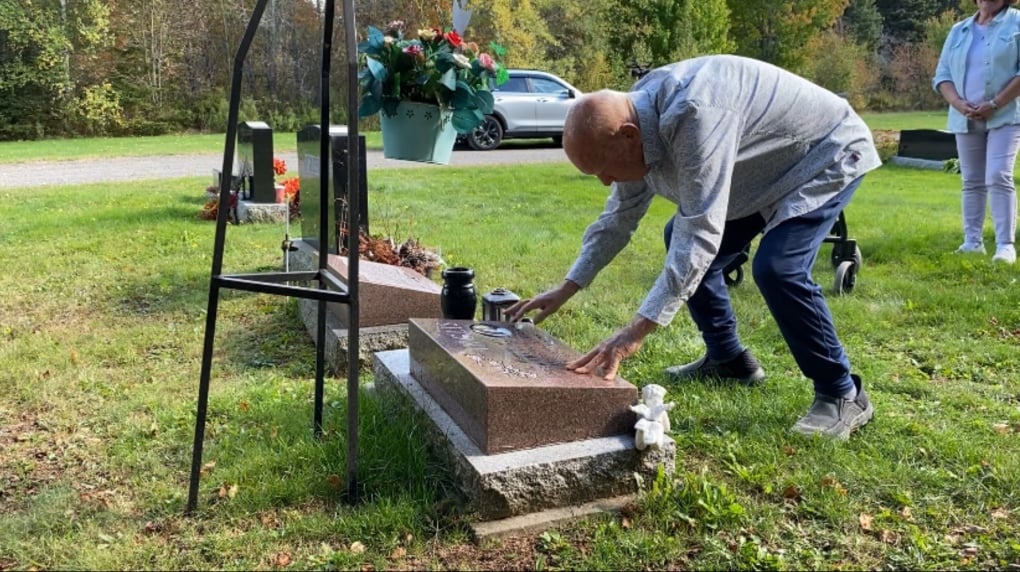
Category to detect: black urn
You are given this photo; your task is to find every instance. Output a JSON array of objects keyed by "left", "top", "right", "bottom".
[{"left": 441, "top": 266, "right": 477, "bottom": 320}]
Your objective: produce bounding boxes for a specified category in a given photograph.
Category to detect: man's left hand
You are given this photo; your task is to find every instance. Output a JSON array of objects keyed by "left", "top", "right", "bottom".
[{"left": 566, "top": 316, "right": 658, "bottom": 380}]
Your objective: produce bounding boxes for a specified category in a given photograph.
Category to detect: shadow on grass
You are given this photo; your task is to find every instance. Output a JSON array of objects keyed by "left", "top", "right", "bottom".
[{"left": 173, "top": 382, "right": 463, "bottom": 529}]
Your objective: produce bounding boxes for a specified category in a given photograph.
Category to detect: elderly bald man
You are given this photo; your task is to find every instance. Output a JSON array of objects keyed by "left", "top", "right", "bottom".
[{"left": 505, "top": 55, "right": 881, "bottom": 440}]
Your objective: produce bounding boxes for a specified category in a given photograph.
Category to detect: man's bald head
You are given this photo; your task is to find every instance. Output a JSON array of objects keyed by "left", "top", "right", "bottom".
[{"left": 563, "top": 89, "right": 647, "bottom": 185}]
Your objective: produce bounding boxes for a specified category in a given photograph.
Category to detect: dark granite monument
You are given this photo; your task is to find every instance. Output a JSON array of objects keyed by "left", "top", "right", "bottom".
[
  {"left": 297, "top": 124, "right": 369, "bottom": 253},
  {"left": 237, "top": 120, "right": 275, "bottom": 203},
  {"left": 898, "top": 129, "right": 957, "bottom": 161},
  {"left": 407, "top": 318, "right": 638, "bottom": 454}
]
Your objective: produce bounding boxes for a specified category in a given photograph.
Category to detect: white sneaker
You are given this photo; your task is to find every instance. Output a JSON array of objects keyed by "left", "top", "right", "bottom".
[
  {"left": 956, "top": 242, "right": 986, "bottom": 254},
  {"left": 993, "top": 244, "right": 1016, "bottom": 264}
]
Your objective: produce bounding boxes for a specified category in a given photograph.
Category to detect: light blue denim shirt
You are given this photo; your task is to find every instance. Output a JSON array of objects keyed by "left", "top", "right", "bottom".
[
  {"left": 932, "top": 8, "right": 1020, "bottom": 133},
  {"left": 564, "top": 55, "right": 881, "bottom": 325}
]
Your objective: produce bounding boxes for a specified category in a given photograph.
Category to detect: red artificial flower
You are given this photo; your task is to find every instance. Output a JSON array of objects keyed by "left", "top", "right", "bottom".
[
  {"left": 283, "top": 177, "right": 300, "bottom": 200},
  {"left": 273, "top": 157, "right": 287, "bottom": 176},
  {"left": 444, "top": 30, "right": 462, "bottom": 48}
]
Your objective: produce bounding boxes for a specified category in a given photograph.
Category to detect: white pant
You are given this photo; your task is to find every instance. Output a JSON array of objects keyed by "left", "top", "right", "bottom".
[{"left": 955, "top": 125, "right": 1020, "bottom": 247}]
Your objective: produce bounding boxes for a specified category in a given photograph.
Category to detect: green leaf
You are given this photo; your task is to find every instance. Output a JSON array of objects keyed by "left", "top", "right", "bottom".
[
  {"left": 451, "top": 86, "right": 473, "bottom": 110},
  {"left": 475, "top": 90, "right": 494, "bottom": 114},
  {"left": 381, "top": 99, "right": 401, "bottom": 117},
  {"left": 435, "top": 53, "right": 455, "bottom": 74},
  {"left": 358, "top": 95, "right": 381, "bottom": 118},
  {"left": 358, "top": 26, "right": 386, "bottom": 56},
  {"left": 452, "top": 108, "right": 483, "bottom": 134},
  {"left": 366, "top": 57, "right": 387, "bottom": 82},
  {"left": 439, "top": 68, "right": 457, "bottom": 92}
]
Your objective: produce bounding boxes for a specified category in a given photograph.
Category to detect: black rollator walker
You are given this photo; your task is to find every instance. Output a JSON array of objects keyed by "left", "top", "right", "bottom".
[{"left": 721, "top": 211, "right": 862, "bottom": 295}]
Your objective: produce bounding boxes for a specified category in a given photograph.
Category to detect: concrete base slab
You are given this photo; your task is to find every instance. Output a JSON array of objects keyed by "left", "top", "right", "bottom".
[
  {"left": 237, "top": 200, "right": 289, "bottom": 224},
  {"left": 373, "top": 349, "right": 676, "bottom": 522},
  {"left": 471, "top": 495, "right": 634, "bottom": 542},
  {"left": 888, "top": 156, "right": 946, "bottom": 171},
  {"left": 296, "top": 297, "right": 408, "bottom": 374}
]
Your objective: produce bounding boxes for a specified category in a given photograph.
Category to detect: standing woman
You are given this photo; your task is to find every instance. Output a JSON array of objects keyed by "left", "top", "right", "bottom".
[{"left": 934, "top": 0, "right": 1020, "bottom": 263}]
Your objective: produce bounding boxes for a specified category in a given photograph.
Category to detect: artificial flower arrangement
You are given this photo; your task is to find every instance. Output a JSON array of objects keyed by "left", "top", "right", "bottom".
[{"left": 357, "top": 20, "right": 508, "bottom": 134}]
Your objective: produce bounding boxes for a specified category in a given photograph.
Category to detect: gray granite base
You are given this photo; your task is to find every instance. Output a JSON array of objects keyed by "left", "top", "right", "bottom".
[
  {"left": 237, "top": 200, "right": 289, "bottom": 224},
  {"left": 373, "top": 349, "right": 676, "bottom": 524},
  {"left": 888, "top": 156, "right": 947, "bottom": 171},
  {"left": 297, "top": 298, "right": 408, "bottom": 374}
]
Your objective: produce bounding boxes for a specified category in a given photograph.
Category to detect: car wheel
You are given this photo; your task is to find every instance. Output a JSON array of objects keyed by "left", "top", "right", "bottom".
[
  {"left": 552, "top": 136, "right": 563, "bottom": 147},
  {"left": 468, "top": 116, "right": 503, "bottom": 150}
]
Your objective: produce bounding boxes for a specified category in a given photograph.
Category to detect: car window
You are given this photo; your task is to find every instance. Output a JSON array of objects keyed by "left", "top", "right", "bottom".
[
  {"left": 531, "top": 78, "right": 569, "bottom": 94},
  {"left": 496, "top": 77, "right": 529, "bottom": 93}
]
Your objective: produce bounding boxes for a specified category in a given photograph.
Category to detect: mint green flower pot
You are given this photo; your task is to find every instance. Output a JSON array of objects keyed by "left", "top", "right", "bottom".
[{"left": 379, "top": 101, "right": 457, "bottom": 165}]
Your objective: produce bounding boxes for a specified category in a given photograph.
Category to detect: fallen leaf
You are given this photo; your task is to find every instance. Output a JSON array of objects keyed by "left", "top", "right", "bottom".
[
  {"left": 404, "top": 533, "right": 414, "bottom": 544},
  {"left": 859, "top": 513, "right": 873, "bottom": 531},
  {"left": 782, "top": 445, "right": 796, "bottom": 456},
  {"left": 880, "top": 529, "right": 899, "bottom": 544},
  {"left": 260, "top": 512, "right": 281, "bottom": 528},
  {"left": 228, "top": 484, "right": 238, "bottom": 499},
  {"left": 274, "top": 552, "right": 292, "bottom": 567},
  {"left": 390, "top": 547, "right": 406, "bottom": 560},
  {"left": 991, "top": 508, "right": 1009, "bottom": 519},
  {"left": 783, "top": 485, "right": 801, "bottom": 501},
  {"left": 200, "top": 461, "right": 216, "bottom": 476},
  {"left": 993, "top": 423, "right": 1010, "bottom": 435},
  {"left": 900, "top": 506, "right": 912, "bottom": 519},
  {"left": 142, "top": 521, "right": 163, "bottom": 535},
  {"left": 820, "top": 475, "right": 847, "bottom": 496},
  {"left": 621, "top": 517, "right": 632, "bottom": 529},
  {"left": 360, "top": 565, "right": 375, "bottom": 572},
  {"left": 350, "top": 541, "right": 366, "bottom": 554},
  {"left": 239, "top": 401, "right": 251, "bottom": 412},
  {"left": 328, "top": 474, "right": 342, "bottom": 490}
]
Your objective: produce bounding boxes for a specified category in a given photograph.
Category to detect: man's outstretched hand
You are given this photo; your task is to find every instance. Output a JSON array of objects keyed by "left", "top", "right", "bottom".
[
  {"left": 504, "top": 280, "right": 580, "bottom": 324},
  {"left": 567, "top": 316, "right": 658, "bottom": 381}
]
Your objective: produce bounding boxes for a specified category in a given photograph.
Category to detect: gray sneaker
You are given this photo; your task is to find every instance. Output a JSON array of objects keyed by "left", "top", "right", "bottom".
[
  {"left": 791, "top": 374, "right": 874, "bottom": 440},
  {"left": 665, "top": 349, "right": 766, "bottom": 386}
]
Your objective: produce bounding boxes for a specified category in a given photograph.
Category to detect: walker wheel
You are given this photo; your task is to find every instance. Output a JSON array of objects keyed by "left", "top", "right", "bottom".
[{"left": 834, "top": 260, "right": 857, "bottom": 295}]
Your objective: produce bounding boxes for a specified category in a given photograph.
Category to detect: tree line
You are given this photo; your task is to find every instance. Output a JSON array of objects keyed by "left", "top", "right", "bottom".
[{"left": 0, "top": 0, "right": 974, "bottom": 141}]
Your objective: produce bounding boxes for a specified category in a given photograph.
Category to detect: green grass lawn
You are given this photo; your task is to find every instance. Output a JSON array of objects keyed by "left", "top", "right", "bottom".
[
  {"left": 0, "top": 131, "right": 386, "bottom": 163},
  {"left": 1, "top": 161, "right": 1018, "bottom": 570},
  {"left": 0, "top": 111, "right": 949, "bottom": 164},
  {"left": 859, "top": 111, "right": 946, "bottom": 132}
]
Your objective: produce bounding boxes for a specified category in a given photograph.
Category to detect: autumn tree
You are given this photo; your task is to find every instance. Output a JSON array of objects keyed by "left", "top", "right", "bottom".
[
  {"left": 840, "top": 0, "right": 883, "bottom": 51},
  {"left": 728, "top": 0, "right": 849, "bottom": 73},
  {"left": 875, "top": 0, "right": 959, "bottom": 44},
  {"left": 0, "top": 0, "right": 70, "bottom": 139},
  {"left": 469, "top": 0, "right": 552, "bottom": 69}
]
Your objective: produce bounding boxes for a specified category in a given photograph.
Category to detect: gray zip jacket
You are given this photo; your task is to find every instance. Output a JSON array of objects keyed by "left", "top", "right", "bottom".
[{"left": 564, "top": 55, "right": 881, "bottom": 325}]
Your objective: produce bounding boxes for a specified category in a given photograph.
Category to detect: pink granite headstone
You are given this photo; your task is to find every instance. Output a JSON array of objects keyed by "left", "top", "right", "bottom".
[
  {"left": 327, "top": 255, "right": 442, "bottom": 327},
  {"left": 407, "top": 318, "right": 638, "bottom": 454}
]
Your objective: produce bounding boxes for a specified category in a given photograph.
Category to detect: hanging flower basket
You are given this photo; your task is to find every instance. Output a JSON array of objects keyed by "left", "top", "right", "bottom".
[
  {"left": 357, "top": 21, "right": 508, "bottom": 165},
  {"left": 380, "top": 101, "right": 458, "bottom": 164}
]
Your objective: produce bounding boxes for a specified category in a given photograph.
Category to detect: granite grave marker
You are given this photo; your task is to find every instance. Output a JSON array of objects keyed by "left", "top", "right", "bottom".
[{"left": 407, "top": 318, "right": 638, "bottom": 454}]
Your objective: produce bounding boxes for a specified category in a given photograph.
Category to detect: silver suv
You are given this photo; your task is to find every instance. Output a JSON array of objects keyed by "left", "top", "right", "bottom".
[{"left": 465, "top": 69, "right": 582, "bottom": 151}]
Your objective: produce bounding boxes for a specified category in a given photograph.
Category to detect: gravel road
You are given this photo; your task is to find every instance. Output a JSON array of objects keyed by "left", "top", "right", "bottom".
[{"left": 0, "top": 146, "right": 568, "bottom": 189}]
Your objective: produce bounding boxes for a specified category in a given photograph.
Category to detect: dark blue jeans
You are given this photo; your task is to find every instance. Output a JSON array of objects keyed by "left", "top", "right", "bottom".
[{"left": 663, "top": 177, "right": 864, "bottom": 397}]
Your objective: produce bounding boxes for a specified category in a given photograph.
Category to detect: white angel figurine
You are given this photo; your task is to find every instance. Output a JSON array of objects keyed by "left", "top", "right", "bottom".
[{"left": 630, "top": 384, "right": 675, "bottom": 450}]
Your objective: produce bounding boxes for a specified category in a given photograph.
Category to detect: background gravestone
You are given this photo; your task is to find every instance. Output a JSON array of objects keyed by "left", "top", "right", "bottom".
[
  {"left": 237, "top": 121, "right": 275, "bottom": 202},
  {"left": 897, "top": 129, "right": 957, "bottom": 161},
  {"left": 297, "top": 124, "right": 369, "bottom": 253}
]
